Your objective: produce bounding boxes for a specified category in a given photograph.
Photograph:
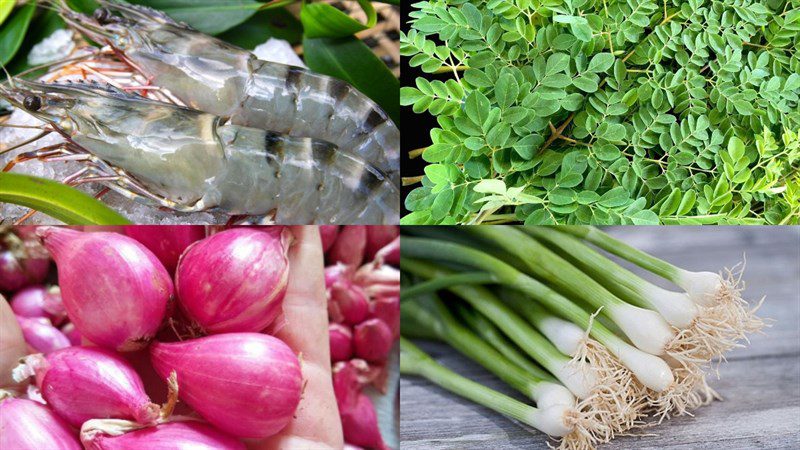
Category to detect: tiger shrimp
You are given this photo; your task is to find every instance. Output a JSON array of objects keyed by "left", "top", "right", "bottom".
[
  {"left": 55, "top": 0, "right": 400, "bottom": 187},
  {"left": 0, "top": 79, "right": 398, "bottom": 224}
]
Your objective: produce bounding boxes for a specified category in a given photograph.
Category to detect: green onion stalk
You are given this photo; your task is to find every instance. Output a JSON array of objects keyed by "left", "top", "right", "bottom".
[
  {"left": 455, "top": 226, "right": 730, "bottom": 415},
  {"left": 554, "top": 226, "right": 766, "bottom": 342},
  {"left": 401, "top": 294, "right": 574, "bottom": 408},
  {"left": 401, "top": 257, "right": 656, "bottom": 437},
  {"left": 521, "top": 227, "right": 764, "bottom": 364},
  {"left": 400, "top": 337, "right": 606, "bottom": 449},
  {"left": 400, "top": 236, "right": 718, "bottom": 418}
]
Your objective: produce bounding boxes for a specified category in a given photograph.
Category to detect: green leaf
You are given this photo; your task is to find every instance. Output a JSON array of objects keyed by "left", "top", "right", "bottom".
[
  {"left": 0, "top": 3, "right": 35, "bottom": 66},
  {"left": 431, "top": 188, "right": 454, "bottom": 220},
  {"left": 218, "top": 8, "right": 302, "bottom": 48},
  {"left": 0, "top": 0, "right": 14, "bottom": 26},
  {"left": 465, "top": 91, "right": 491, "bottom": 127},
  {"left": 546, "top": 53, "right": 570, "bottom": 76},
  {"left": 573, "top": 75, "right": 598, "bottom": 93},
  {"left": 549, "top": 188, "right": 576, "bottom": 205},
  {"left": 464, "top": 69, "right": 494, "bottom": 88},
  {"left": 513, "top": 134, "right": 543, "bottom": 159},
  {"left": 129, "top": 0, "right": 261, "bottom": 35},
  {"left": 587, "top": 53, "right": 614, "bottom": 73},
  {"left": 598, "top": 187, "right": 630, "bottom": 207},
  {"left": 473, "top": 179, "right": 506, "bottom": 194},
  {"left": 303, "top": 35, "right": 399, "bottom": 123},
  {"left": 727, "top": 136, "right": 746, "bottom": 161},
  {"left": 495, "top": 73, "right": 519, "bottom": 109},
  {"left": 0, "top": 173, "right": 131, "bottom": 225},
  {"left": 301, "top": 0, "right": 376, "bottom": 38}
]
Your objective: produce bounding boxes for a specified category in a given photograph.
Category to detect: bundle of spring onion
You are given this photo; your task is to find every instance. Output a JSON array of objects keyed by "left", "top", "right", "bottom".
[{"left": 399, "top": 226, "right": 766, "bottom": 449}]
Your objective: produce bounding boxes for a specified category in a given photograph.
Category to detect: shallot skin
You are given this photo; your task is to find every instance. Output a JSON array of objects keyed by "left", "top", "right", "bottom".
[
  {"left": 37, "top": 228, "right": 172, "bottom": 352},
  {"left": 39, "top": 347, "right": 159, "bottom": 428},
  {"left": 82, "top": 421, "right": 245, "bottom": 450},
  {"left": 16, "top": 316, "right": 71, "bottom": 354},
  {"left": 175, "top": 228, "right": 291, "bottom": 334},
  {"left": 150, "top": 333, "right": 302, "bottom": 439},
  {"left": 0, "top": 398, "right": 82, "bottom": 450}
]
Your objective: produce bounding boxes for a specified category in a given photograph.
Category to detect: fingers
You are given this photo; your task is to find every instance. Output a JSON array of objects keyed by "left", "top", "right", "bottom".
[
  {"left": 0, "top": 297, "right": 28, "bottom": 391},
  {"left": 253, "top": 226, "right": 343, "bottom": 450}
]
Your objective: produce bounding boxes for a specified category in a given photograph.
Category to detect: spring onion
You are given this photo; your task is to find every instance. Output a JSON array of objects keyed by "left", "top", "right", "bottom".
[
  {"left": 401, "top": 241, "right": 674, "bottom": 393},
  {"left": 400, "top": 338, "right": 580, "bottom": 439},
  {"left": 401, "top": 294, "right": 575, "bottom": 408},
  {"left": 454, "top": 303, "right": 552, "bottom": 383}
]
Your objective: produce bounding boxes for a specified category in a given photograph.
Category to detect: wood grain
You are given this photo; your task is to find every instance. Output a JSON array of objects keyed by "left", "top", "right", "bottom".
[{"left": 400, "top": 226, "right": 800, "bottom": 449}]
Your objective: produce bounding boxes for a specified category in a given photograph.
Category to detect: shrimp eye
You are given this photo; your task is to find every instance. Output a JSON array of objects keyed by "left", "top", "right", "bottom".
[
  {"left": 23, "top": 95, "right": 41, "bottom": 111},
  {"left": 93, "top": 8, "right": 113, "bottom": 24}
]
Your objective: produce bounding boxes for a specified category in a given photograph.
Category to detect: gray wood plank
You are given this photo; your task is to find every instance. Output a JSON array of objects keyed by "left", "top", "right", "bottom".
[{"left": 400, "top": 227, "right": 800, "bottom": 449}]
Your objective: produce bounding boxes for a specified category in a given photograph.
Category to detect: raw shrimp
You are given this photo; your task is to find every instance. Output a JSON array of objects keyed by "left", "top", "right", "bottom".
[
  {"left": 57, "top": 0, "right": 400, "bottom": 186},
  {"left": 0, "top": 79, "right": 398, "bottom": 224}
]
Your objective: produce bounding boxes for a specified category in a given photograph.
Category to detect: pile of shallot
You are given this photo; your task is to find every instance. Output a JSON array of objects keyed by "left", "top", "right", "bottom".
[
  {"left": 0, "top": 225, "right": 345, "bottom": 449},
  {"left": 322, "top": 226, "right": 400, "bottom": 450}
]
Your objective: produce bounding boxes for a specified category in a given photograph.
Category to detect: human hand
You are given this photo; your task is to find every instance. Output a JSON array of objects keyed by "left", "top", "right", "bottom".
[{"left": 249, "top": 226, "right": 343, "bottom": 449}]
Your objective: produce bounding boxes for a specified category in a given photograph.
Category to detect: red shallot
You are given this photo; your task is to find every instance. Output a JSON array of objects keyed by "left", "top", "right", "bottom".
[
  {"left": 124, "top": 226, "right": 206, "bottom": 275},
  {"left": 175, "top": 228, "right": 291, "bottom": 334},
  {"left": 0, "top": 397, "right": 82, "bottom": 450},
  {"left": 0, "top": 246, "right": 49, "bottom": 293},
  {"left": 319, "top": 225, "right": 340, "bottom": 253},
  {"left": 328, "top": 225, "right": 367, "bottom": 267},
  {"left": 37, "top": 227, "right": 172, "bottom": 352},
  {"left": 374, "top": 237, "right": 400, "bottom": 266},
  {"left": 150, "top": 333, "right": 302, "bottom": 438},
  {"left": 328, "top": 281, "right": 370, "bottom": 325},
  {"left": 353, "top": 319, "right": 393, "bottom": 362},
  {"left": 330, "top": 323, "right": 354, "bottom": 362},
  {"left": 365, "top": 226, "right": 399, "bottom": 261},
  {"left": 61, "top": 323, "right": 81, "bottom": 346},
  {"left": 11, "top": 286, "right": 66, "bottom": 325},
  {"left": 81, "top": 421, "right": 245, "bottom": 450},
  {"left": 26, "top": 347, "right": 160, "bottom": 428},
  {"left": 16, "top": 316, "right": 70, "bottom": 354}
]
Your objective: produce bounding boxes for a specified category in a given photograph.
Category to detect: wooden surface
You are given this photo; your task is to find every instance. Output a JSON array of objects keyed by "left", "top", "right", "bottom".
[{"left": 400, "top": 226, "right": 800, "bottom": 449}]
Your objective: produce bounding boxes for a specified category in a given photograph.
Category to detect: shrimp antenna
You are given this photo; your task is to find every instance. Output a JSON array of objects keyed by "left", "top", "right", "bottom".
[{"left": 0, "top": 63, "right": 17, "bottom": 91}]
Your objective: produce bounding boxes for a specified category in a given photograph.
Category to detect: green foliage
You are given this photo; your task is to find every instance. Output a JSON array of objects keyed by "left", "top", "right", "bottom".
[{"left": 402, "top": 0, "right": 800, "bottom": 224}]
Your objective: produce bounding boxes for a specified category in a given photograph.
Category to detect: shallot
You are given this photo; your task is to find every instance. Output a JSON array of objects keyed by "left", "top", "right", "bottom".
[
  {"left": 11, "top": 286, "right": 66, "bottom": 325},
  {"left": 150, "top": 333, "right": 302, "bottom": 438},
  {"left": 37, "top": 227, "right": 172, "bottom": 352},
  {"left": 61, "top": 323, "right": 82, "bottom": 346},
  {"left": 24, "top": 347, "right": 159, "bottom": 428},
  {"left": 0, "top": 397, "right": 81, "bottom": 450},
  {"left": 330, "top": 323, "right": 354, "bottom": 362},
  {"left": 365, "top": 226, "right": 399, "bottom": 261},
  {"left": 124, "top": 225, "right": 206, "bottom": 275},
  {"left": 353, "top": 318, "right": 393, "bottom": 362},
  {"left": 175, "top": 228, "right": 291, "bottom": 334},
  {"left": 81, "top": 421, "right": 245, "bottom": 450},
  {"left": 333, "top": 362, "right": 388, "bottom": 450},
  {"left": 319, "top": 225, "right": 340, "bottom": 253},
  {"left": 328, "top": 281, "right": 370, "bottom": 325},
  {"left": 0, "top": 246, "right": 49, "bottom": 292},
  {"left": 328, "top": 225, "right": 367, "bottom": 267},
  {"left": 16, "top": 316, "right": 70, "bottom": 354}
]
